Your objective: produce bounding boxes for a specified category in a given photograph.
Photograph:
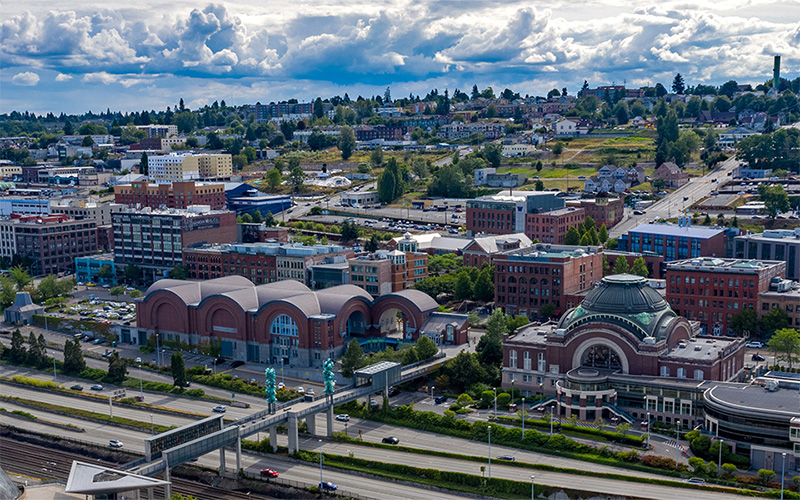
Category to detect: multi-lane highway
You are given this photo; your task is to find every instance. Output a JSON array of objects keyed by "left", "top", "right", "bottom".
[{"left": 610, "top": 156, "right": 740, "bottom": 238}]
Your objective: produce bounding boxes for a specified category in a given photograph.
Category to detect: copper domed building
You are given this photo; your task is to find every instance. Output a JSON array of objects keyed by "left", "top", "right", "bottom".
[{"left": 503, "top": 274, "right": 746, "bottom": 427}]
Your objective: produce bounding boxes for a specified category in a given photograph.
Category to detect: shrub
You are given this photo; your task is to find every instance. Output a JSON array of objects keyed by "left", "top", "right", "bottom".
[
  {"left": 721, "top": 463, "right": 737, "bottom": 479},
  {"left": 688, "top": 457, "right": 706, "bottom": 473},
  {"left": 757, "top": 469, "right": 776, "bottom": 485},
  {"left": 496, "top": 392, "right": 511, "bottom": 409},
  {"left": 456, "top": 393, "right": 474, "bottom": 407},
  {"left": 443, "top": 410, "right": 455, "bottom": 418}
]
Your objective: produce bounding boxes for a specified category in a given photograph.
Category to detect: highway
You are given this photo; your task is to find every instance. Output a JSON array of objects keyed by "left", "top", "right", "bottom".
[
  {"left": 0, "top": 391, "right": 741, "bottom": 500},
  {"left": 610, "top": 156, "right": 740, "bottom": 238}
]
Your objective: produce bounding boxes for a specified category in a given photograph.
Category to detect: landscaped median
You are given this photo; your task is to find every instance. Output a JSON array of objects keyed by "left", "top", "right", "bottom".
[
  {"left": 0, "top": 394, "right": 175, "bottom": 434},
  {"left": 494, "top": 414, "right": 645, "bottom": 448},
  {"left": 0, "top": 407, "right": 85, "bottom": 432}
]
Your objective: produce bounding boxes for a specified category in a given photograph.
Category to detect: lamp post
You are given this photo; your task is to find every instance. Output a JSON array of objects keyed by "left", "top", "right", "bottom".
[
  {"left": 53, "top": 358, "right": 57, "bottom": 384},
  {"left": 431, "top": 385, "right": 435, "bottom": 399},
  {"left": 538, "top": 383, "right": 543, "bottom": 402},
  {"left": 155, "top": 333, "right": 161, "bottom": 370},
  {"left": 139, "top": 363, "right": 144, "bottom": 400},
  {"left": 150, "top": 414, "right": 154, "bottom": 435},
  {"left": 646, "top": 411, "right": 650, "bottom": 449},
  {"left": 493, "top": 387, "right": 497, "bottom": 417},
  {"left": 718, "top": 439, "right": 723, "bottom": 478},
  {"left": 550, "top": 406, "right": 554, "bottom": 436},
  {"left": 676, "top": 420, "right": 681, "bottom": 471},
  {"left": 522, "top": 397, "right": 526, "bottom": 435},
  {"left": 319, "top": 439, "right": 324, "bottom": 487},
  {"left": 487, "top": 425, "right": 492, "bottom": 480},
  {"left": 531, "top": 475, "right": 535, "bottom": 500},
  {"left": 781, "top": 452, "right": 786, "bottom": 500}
]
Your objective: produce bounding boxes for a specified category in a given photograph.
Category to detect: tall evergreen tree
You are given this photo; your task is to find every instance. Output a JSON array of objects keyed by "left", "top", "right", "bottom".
[
  {"left": 613, "top": 256, "right": 631, "bottom": 274},
  {"left": 631, "top": 257, "right": 649, "bottom": 278},
  {"left": 341, "top": 339, "right": 365, "bottom": 377},
  {"left": 171, "top": 352, "right": 187, "bottom": 387}
]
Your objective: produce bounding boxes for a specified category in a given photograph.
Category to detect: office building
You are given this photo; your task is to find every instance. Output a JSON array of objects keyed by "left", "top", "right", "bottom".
[
  {"left": 565, "top": 197, "right": 625, "bottom": 228},
  {"left": 114, "top": 181, "right": 226, "bottom": 210},
  {"left": 666, "top": 258, "right": 785, "bottom": 335},
  {"left": 624, "top": 222, "right": 728, "bottom": 262},
  {"left": 147, "top": 153, "right": 232, "bottom": 183},
  {"left": 50, "top": 199, "right": 125, "bottom": 226},
  {"left": 467, "top": 191, "right": 576, "bottom": 243},
  {"left": 0, "top": 198, "right": 50, "bottom": 217},
  {"left": 75, "top": 254, "right": 117, "bottom": 285},
  {"left": 734, "top": 229, "right": 800, "bottom": 280},
  {"left": 349, "top": 250, "right": 428, "bottom": 297},
  {"left": 4, "top": 214, "right": 98, "bottom": 275}
]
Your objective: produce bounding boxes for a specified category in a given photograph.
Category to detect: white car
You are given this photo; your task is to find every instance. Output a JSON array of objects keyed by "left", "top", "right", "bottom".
[
  {"left": 335, "top": 414, "right": 350, "bottom": 422},
  {"left": 296, "top": 387, "right": 305, "bottom": 394},
  {"left": 212, "top": 405, "right": 227, "bottom": 413},
  {"left": 745, "top": 341, "right": 764, "bottom": 349},
  {"left": 306, "top": 388, "right": 316, "bottom": 396},
  {"left": 109, "top": 439, "right": 124, "bottom": 448}
]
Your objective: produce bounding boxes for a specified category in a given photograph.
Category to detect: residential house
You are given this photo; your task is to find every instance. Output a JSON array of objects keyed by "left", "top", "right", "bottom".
[{"left": 653, "top": 162, "right": 689, "bottom": 188}]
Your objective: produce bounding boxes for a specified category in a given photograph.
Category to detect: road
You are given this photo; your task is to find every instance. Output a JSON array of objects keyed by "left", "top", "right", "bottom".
[
  {"left": 610, "top": 156, "right": 740, "bottom": 238},
  {"left": 0, "top": 389, "right": 740, "bottom": 500}
]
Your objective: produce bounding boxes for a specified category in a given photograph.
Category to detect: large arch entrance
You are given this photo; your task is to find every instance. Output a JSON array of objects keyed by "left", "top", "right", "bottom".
[
  {"left": 269, "top": 313, "right": 299, "bottom": 366},
  {"left": 346, "top": 310, "right": 367, "bottom": 336},
  {"left": 378, "top": 307, "right": 411, "bottom": 339}
]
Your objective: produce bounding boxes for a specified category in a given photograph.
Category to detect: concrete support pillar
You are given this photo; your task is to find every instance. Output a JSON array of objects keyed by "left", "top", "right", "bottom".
[
  {"left": 326, "top": 405, "right": 334, "bottom": 437},
  {"left": 163, "top": 463, "right": 171, "bottom": 500},
  {"left": 269, "top": 425, "right": 278, "bottom": 452},
  {"left": 236, "top": 431, "right": 242, "bottom": 473},
  {"left": 148, "top": 487, "right": 154, "bottom": 500},
  {"left": 220, "top": 447, "right": 226, "bottom": 475},
  {"left": 306, "top": 413, "right": 316, "bottom": 436},
  {"left": 287, "top": 414, "right": 299, "bottom": 455}
]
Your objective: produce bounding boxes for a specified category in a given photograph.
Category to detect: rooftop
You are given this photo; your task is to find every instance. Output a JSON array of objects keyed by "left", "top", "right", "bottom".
[
  {"left": 667, "top": 258, "right": 785, "bottom": 273},
  {"left": 117, "top": 205, "right": 229, "bottom": 217},
  {"left": 499, "top": 243, "right": 601, "bottom": 261},
  {"left": 186, "top": 242, "right": 348, "bottom": 256},
  {"left": 704, "top": 382, "right": 800, "bottom": 420},
  {"left": 737, "top": 228, "right": 800, "bottom": 241},
  {"left": 662, "top": 336, "right": 742, "bottom": 361},
  {"left": 628, "top": 223, "right": 725, "bottom": 239}
]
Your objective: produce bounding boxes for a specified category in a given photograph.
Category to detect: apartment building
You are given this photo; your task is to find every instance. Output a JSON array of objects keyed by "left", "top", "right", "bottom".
[
  {"left": 624, "top": 222, "right": 728, "bottom": 262},
  {"left": 3, "top": 214, "right": 98, "bottom": 275},
  {"left": 50, "top": 199, "right": 125, "bottom": 226},
  {"left": 114, "top": 181, "right": 226, "bottom": 210},
  {"left": 734, "top": 229, "right": 800, "bottom": 280},
  {"left": 147, "top": 153, "right": 232, "bottom": 183},
  {"left": 349, "top": 250, "right": 428, "bottom": 297}
]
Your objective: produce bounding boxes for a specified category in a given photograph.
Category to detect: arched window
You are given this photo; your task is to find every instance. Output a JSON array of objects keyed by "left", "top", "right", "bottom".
[
  {"left": 531, "top": 278, "right": 538, "bottom": 285},
  {"left": 541, "top": 278, "right": 548, "bottom": 286},
  {"left": 581, "top": 345, "right": 622, "bottom": 370},
  {"left": 519, "top": 277, "right": 527, "bottom": 284},
  {"left": 508, "top": 276, "right": 517, "bottom": 283},
  {"left": 270, "top": 314, "right": 299, "bottom": 337},
  {"left": 693, "top": 369, "right": 704, "bottom": 380}
]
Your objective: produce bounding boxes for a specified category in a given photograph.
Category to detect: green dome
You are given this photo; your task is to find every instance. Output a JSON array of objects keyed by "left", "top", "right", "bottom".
[{"left": 559, "top": 274, "right": 677, "bottom": 341}]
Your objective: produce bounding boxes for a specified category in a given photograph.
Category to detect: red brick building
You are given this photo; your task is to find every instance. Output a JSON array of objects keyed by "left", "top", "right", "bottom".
[
  {"left": 524, "top": 207, "right": 585, "bottom": 244},
  {"left": 666, "top": 258, "right": 786, "bottom": 335},
  {"left": 7, "top": 213, "right": 97, "bottom": 275},
  {"left": 349, "top": 250, "right": 428, "bottom": 297},
  {"left": 462, "top": 233, "right": 533, "bottom": 268},
  {"left": 114, "top": 181, "right": 226, "bottom": 210},
  {"left": 238, "top": 224, "right": 290, "bottom": 243},
  {"left": 494, "top": 244, "right": 604, "bottom": 320},
  {"left": 565, "top": 197, "right": 625, "bottom": 228}
]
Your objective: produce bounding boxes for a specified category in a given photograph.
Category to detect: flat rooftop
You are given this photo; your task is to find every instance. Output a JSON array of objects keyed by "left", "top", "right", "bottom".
[
  {"left": 667, "top": 257, "right": 784, "bottom": 273},
  {"left": 628, "top": 223, "right": 725, "bottom": 239},
  {"left": 704, "top": 382, "right": 800, "bottom": 419},
  {"left": 663, "top": 336, "right": 742, "bottom": 361},
  {"left": 505, "top": 322, "right": 557, "bottom": 346}
]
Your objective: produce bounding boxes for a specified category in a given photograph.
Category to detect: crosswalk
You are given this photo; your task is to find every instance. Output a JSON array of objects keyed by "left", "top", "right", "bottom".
[{"left": 665, "top": 439, "right": 689, "bottom": 454}]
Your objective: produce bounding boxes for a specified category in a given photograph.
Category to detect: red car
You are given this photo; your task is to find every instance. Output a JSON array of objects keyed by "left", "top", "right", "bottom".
[{"left": 260, "top": 469, "right": 279, "bottom": 478}]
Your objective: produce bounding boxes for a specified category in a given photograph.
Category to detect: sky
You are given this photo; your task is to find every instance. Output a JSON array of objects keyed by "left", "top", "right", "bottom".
[{"left": 1, "top": 1, "right": 800, "bottom": 115}]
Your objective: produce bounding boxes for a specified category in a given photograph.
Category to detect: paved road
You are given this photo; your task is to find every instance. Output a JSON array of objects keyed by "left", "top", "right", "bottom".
[
  {"left": 0, "top": 394, "right": 738, "bottom": 500},
  {"left": 610, "top": 156, "right": 740, "bottom": 238}
]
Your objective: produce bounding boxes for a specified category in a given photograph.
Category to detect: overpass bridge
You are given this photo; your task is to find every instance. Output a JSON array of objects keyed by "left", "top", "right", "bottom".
[{"left": 124, "top": 355, "right": 448, "bottom": 497}]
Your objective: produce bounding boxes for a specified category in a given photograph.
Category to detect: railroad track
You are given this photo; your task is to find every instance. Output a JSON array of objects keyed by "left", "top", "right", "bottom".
[{"left": 0, "top": 435, "right": 263, "bottom": 499}]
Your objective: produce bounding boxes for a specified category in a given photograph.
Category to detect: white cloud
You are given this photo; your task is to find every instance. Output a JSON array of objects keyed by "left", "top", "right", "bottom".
[
  {"left": 11, "top": 71, "right": 39, "bottom": 86},
  {"left": 55, "top": 73, "right": 72, "bottom": 81},
  {"left": 82, "top": 72, "right": 118, "bottom": 84}
]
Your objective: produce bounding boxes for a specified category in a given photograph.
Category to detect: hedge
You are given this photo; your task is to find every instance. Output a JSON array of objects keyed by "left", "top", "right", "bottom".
[
  {"left": 496, "top": 414, "right": 645, "bottom": 447},
  {"left": 188, "top": 372, "right": 301, "bottom": 402},
  {"left": 33, "top": 315, "right": 113, "bottom": 339}
]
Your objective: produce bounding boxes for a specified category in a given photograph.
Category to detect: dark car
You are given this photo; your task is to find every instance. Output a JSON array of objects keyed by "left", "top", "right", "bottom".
[
  {"left": 319, "top": 481, "right": 338, "bottom": 491},
  {"left": 388, "top": 387, "right": 400, "bottom": 397},
  {"left": 231, "top": 360, "right": 245, "bottom": 368},
  {"left": 751, "top": 353, "right": 765, "bottom": 361},
  {"left": 434, "top": 395, "right": 447, "bottom": 404},
  {"left": 497, "top": 455, "right": 516, "bottom": 461},
  {"left": 214, "top": 356, "right": 226, "bottom": 365},
  {"left": 70, "top": 384, "right": 83, "bottom": 391},
  {"left": 381, "top": 437, "right": 399, "bottom": 445}
]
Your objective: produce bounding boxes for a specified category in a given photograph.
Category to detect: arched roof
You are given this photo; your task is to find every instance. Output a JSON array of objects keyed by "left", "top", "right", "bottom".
[
  {"left": 144, "top": 276, "right": 255, "bottom": 305},
  {"left": 377, "top": 289, "right": 438, "bottom": 312},
  {"left": 316, "top": 285, "right": 373, "bottom": 315}
]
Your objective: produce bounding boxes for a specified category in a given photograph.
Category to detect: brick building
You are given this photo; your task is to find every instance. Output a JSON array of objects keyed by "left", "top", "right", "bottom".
[
  {"left": 524, "top": 207, "right": 585, "bottom": 244},
  {"left": 734, "top": 229, "right": 800, "bottom": 280},
  {"left": 182, "top": 242, "right": 353, "bottom": 286},
  {"left": 461, "top": 233, "right": 533, "bottom": 268},
  {"left": 238, "top": 224, "right": 290, "bottom": 243},
  {"left": 758, "top": 278, "right": 800, "bottom": 329},
  {"left": 665, "top": 258, "right": 786, "bottom": 335},
  {"left": 3, "top": 213, "right": 98, "bottom": 275},
  {"left": 494, "top": 244, "right": 603, "bottom": 320},
  {"left": 114, "top": 181, "right": 226, "bottom": 210},
  {"left": 565, "top": 197, "right": 625, "bottom": 229},
  {"left": 349, "top": 250, "right": 428, "bottom": 297},
  {"left": 113, "top": 206, "right": 237, "bottom": 282}
]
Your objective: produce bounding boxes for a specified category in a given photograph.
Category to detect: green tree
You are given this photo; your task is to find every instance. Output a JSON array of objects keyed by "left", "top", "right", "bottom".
[
  {"left": 365, "top": 234, "right": 379, "bottom": 253},
  {"left": 171, "top": 352, "right": 187, "bottom": 387},
  {"left": 454, "top": 272, "right": 473, "bottom": 301},
  {"left": 761, "top": 307, "right": 790, "bottom": 336},
  {"left": 631, "top": 257, "right": 649, "bottom": 278},
  {"left": 534, "top": 180, "right": 545, "bottom": 191},
  {"left": 97, "top": 265, "right": 114, "bottom": 283},
  {"left": 340, "top": 220, "right": 360, "bottom": 243},
  {"left": 0, "top": 277, "right": 16, "bottom": 307},
  {"left": 110, "top": 286, "right": 125, "bottom": 296},
  {"left": 483, "top": 143, "right": 503, "bottom": 168},
  {"left": 444, "top": 352, "right": 486, "bottom": 393},
  {"left": 9, "top": 265, "right": 32, "bottom": 291},
  {"left": 341, "top": 339, "right": 365, "bottom": 377},
  {"left": 370, "top": 147, "right": 384, "bottom": 167},
  {"left": 564, "top": 226, "right": 581, "bottom": 246},
  {"left": 9, "top": 329, "right": 26, "bottom": 363},
  {"left": 123, "top": 264, "right": 142, "bottom": 284},
  {"left": 757, "top": 469, "right": 776, "bottom": 485},
  {"left": 169, "top": 265, "right": 189, "bottom": 280},
  {"left": 314, "top": 97, "right": 325, "bottom": 119},
  {"left": 598, "top": 224, "right": 608, "bottom": 243},
  {"left": 106, "top": 351, "right": 127, "bottom": 384},
  {"left": 721, "top": 463, "right": 737, "bottom": 479},
  {"left": 415, "top": 335, "right": 438, "bottom": 361},
  {"left": 612, "top": 256, "right": 630, "bottom": 274},
  {"left": 289, "top": 165, "right": 305, "bottom": 192},
  {"left": 768, "top": 328, "right": 800, "bottom": 369},
  {"left": 173, "top": 111, "right": 198, "bottom": 134},
  {"left": 63, "top": 338, "right": 86, "bottom": 374},
  {"left": 427, "top": 163, "right": 472, "bottom": 198},
  {"left": 758, "top": 183, "right": 790, "bottom": 219},
  {"left": 540, "top": 303, "right": 556, "bottom": 319},
  {"left": 338, "top": 126, "right": 356, "bottom": 160},
  {"left": 139, "top": 151, "right": 149, "bottom": 176},
  {"left": 26, "top": 331, "right": 45, "bottom": 367},
  {"left": 729, "top": 308, "right": 759, "bottom": 336},
  {"left": 82, "top": 135, "right": 94, "bottom": 147},
  {"left": 551, "top": 142, "right": 564, "bottom": 156},
  {"left": 672, "top": 73, "right": 685, "bottom": 94},
  {"left": 265, "top": 169, "right": 282, "bottom": 189},
  {"left": 602, "top": 254, "right": 610, "bottom": 275},
  {"left": 473, "top": 266, "right": 494, "bottom": 302},
  {"left": 478, "top": 309, "right": 507, "bottom": 367}
]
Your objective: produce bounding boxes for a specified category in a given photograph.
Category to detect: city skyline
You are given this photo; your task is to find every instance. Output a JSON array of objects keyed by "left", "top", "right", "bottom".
[{"left": 1, "top": 0, "right": 799, "bottom": 114}]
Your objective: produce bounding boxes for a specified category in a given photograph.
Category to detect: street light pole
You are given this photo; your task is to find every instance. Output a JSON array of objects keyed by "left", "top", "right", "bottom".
[
  {"left": 139, "top": 363, "right": 144, "bottom": 399},
  {"left": 487, "top": 425, "right": 492, "bottom": 480},
  {"left": 156, "top": 334, "right": 161, "bottom": 370},
  {"left": 493, "top": 387, "right": 497, "bottom": 417},
  {"left": 646, "top": 411, "right": 650, "bottom": 449},
  {"left": 53, "top": 358, "right": 57, "bottom": 383},
  {"left": 319, "top": 439, "right": 324, "bottom": 487},
  {"left": 522, "top": 397, "right": 526, "bottom": 435},
  {"left": 676, "top": 420, "right": 681, "bottom": 470},
  {"left": 150, "top": 414, "right": 154, "bottom": 435},
  {"left": 550, "top": 406, "right": 554, "bottom": 436},
  {"left": 718, "top": 439, "right": 723, "bottom": 478},
  {"left": 531, "top": 475, "right": 535, "bottom": 500},
  {"left": 781, "top": 452, "right": 786, "bottom": 500}
]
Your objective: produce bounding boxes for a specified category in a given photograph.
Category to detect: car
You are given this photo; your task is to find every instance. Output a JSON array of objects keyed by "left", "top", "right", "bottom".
[
  {"left": 277, "top": 382, "right": 286, "bottom": 390},
  {"left": 126, "top": 286, "right": 136, "bottom": 291},
  {"left": 633, "top": 210, "right": 645, "bottom": 215},
  {"left": 684, "top": 477, "right": 706, "bottom": 485},
  {"left": 388, "top": 387, "right": 400, "bottom": 397},
  {"left": 296, "top": 386, "right": 305, "bottom": 394},
  {"left": 249, "top": 378, "right": 258, "bottom": 385},
  {"left": 91, "top": 384, "right": 104, "bottom": 391},
  {"left": 497, "top": 455, "right": 516, "bottom": 461},
  {"left": 577, "top": 175, "right": 586, "bottom": 179},
  {"left": 746, "top": 341, "right": 764, "bottom": 349},
  {"left": 319, "top": 481, "right": 338, "bottom": 491},
  {"left": 109, "top": 439, "right": 124, "bottom": 448},
  {"left": 102, "top": 351, "right": 113, "bottom": 358},
  {"left": 382, "top": 436, "right": 400, "bottom": 445},
  {"left": 683, "top": 196, "right": 689, "bottom": 201},
  {"left": 76, "top": 282, "right": 85, "bottom": 286},
  {"left": 92, "top": 338, "right": 105, "bottom": 345},
  {"left": 70, "top": 384, "right": 83, "bottom": 391},
  {"left": 449, "top": 229, "right": 459, "bottom": 234},
  {"left": 212, "top": 405, "right": 227, "bottom": 413},
  {"left": 134, "top": 395, "right": 145, "bottom": 402},
  {"left": 135, "top": 357, "right": 142, "bottom": 363},
  {"left": 335, "top": 414, "right": 350, "bottom": 422},
  {"left": 259, "top": 468, "right": 279, "bottom": 478},
  {"left": 231, "top": 360, "right": 245, "bottom": 368},
  {"left": 751, "top": 353, "right": 765, "bottom": 361},
  {"left": 102, "top": 284, "right": 111, "bottom": 288},
  {"left": 434, "top": 395, "right": 447, "bottom": 404},
  {"left": 306, "top": 388, "right": 316, "bottom": 396}
]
